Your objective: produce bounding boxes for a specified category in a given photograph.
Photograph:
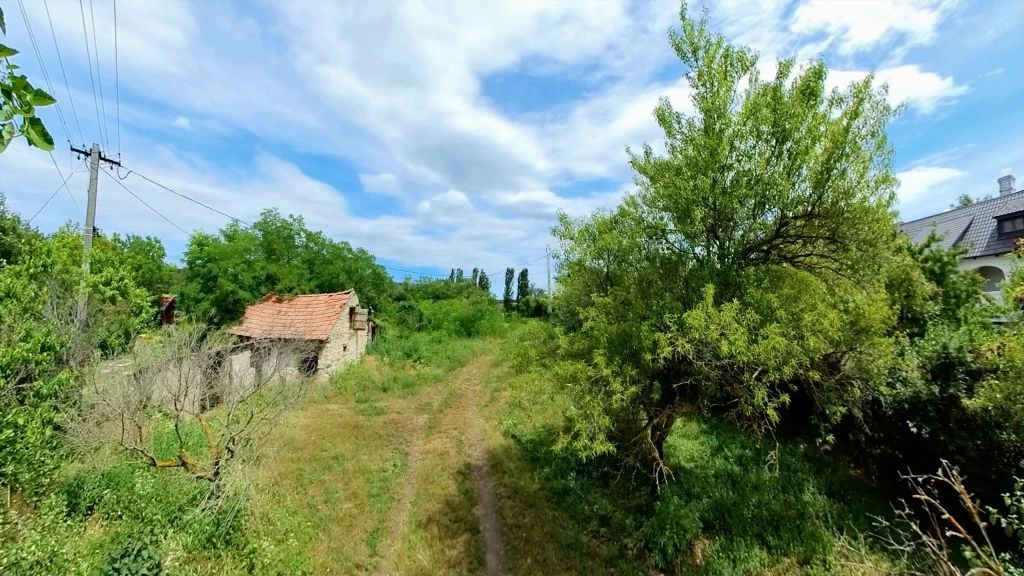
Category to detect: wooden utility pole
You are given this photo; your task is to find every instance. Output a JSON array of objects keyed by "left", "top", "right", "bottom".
[
  {"left": 546, "top": 244, "right": 552, "bottom": 313},
  {"left": 71, "top": 143, "right": 121, "bottom": 327}
]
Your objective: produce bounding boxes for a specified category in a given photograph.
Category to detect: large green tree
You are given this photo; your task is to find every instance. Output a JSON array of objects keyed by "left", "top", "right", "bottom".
[
  {"left": 516, "top": 268, "right": 529, "bottom": 303},
  {"left": 111, "top": 233, "right": 176, "bottom": 299},
  {"left": 503, "top": 267, "right": 515, "bottom": 311},
  {"left": 181, "top": 209, "right": 390, "bottom": 325},
  {"left": 553, "top": 6, "right": 899, "bottom": 482}
]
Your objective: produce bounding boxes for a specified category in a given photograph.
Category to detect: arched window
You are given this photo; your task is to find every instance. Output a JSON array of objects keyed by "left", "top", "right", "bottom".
[{"left": 975, "top": 266, "right": 1005, "bottom": 293}]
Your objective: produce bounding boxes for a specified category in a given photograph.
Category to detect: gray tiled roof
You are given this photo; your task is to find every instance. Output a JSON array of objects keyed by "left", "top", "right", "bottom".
[{"left": 900, "top": 190, "right": 1024, "bottom": 258}]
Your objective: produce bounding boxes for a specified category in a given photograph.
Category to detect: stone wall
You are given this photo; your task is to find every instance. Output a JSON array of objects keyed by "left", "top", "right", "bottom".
[{"left": 318, "top": 292, "right": 370, "bottom": 376}]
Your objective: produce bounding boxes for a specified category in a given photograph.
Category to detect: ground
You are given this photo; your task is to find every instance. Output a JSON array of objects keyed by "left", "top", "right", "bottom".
[{"left": 243, "top": 341, "right": 518, "bottom": 575}]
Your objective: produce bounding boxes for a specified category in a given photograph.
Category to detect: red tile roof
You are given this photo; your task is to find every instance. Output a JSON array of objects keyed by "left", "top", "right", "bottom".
[{"left": 228, "top": 291, "right": 353, "bottom": 341}]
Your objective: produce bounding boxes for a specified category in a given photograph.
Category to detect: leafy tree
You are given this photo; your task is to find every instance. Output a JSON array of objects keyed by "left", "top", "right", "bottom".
[
  {"left": 449, "top": 268, "right": 456, "bottom": 282},
  {"left": 181, "top": 209, "right": 390, "bottom": 326},
  {"left": 0, "top": 212, "right": 152, "bottom": 496},
  {"left": 553, "top": 5, "right": 899, "bottom": 482},
  {"left": 949, "top": 193, "right": 991, "bottom": 209},
  {"left": 503, "top": 267, "right": 515, "bottom": 311},
  {"left": 478, "top": 270, "right": 491, "bottom": 293},
  {"left": 111, "top": 234, "right": 175, "bottom": 299},
  {"left": 471, "top": 267, "right": 480, "bottom": 286},
  {"left": 455, "top": 268, "right": 464, "bottom": 283},
  {"left": 0, "top": 8, "right": 57, "bottom": 153},
  {"left": 516, "top": 268, "right": 529, "bottom": 303},
  {"left": 0, "top": 195, "right": 40, "bottom": 265}
]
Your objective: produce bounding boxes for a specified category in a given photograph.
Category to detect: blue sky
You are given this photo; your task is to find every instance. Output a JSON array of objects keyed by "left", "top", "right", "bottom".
[{"left": 1, "top": 0, "right": 1021, "bottom": 280}]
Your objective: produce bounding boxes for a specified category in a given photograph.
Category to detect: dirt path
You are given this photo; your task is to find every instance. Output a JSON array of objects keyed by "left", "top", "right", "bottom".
[
  {"left": 376, "top": 352, "right": 506, "bottom": 576},
  {"left": 377, "top": 410, "right": 426, "bottom": 576},
  {"left": 467, "top": 373, "right": 506, "bottom": 576}
]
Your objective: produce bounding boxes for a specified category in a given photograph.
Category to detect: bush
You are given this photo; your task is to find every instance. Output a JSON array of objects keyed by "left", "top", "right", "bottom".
[{"left": 100, "top": 532, "right": 165, "bottom": 576}]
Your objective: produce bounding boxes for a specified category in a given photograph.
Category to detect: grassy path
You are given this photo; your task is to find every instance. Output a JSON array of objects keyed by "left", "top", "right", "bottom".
[{"left": 245, "top": 344, "right": 507, "bottom": 575}]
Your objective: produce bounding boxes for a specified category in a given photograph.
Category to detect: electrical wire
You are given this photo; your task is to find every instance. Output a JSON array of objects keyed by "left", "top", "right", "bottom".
[
  {"left": 101, "top": 168, "right": 188, "bottom": 234},
  {"left": 87, "top": 0, "right": 109, "bottom": 149},
  {"left": 15, "top": 0, "right": 71, "bottom": 145},
  {"left": 519, "top": 253, "right": 547, "bottom": 268},
  {"left": 28, "top": 157, "right": 86, "bottom": 223},
  {"left": 121, "top": 167, "right": 252, "bottom": 227},
  {"left": 49, "top": 151, "right": 84, "bottom": 219},
  {"left": 43, "top": 0, "right": 85, "bottom": 145},
  {"left": 112, "top": 0, "right": 120, "bottom": 157},
  {"left": 78, "top": 0, "right": 104, "bottom": 144},
  {"left": 382, "top": 265, "right": 448, "bottom": 279}
]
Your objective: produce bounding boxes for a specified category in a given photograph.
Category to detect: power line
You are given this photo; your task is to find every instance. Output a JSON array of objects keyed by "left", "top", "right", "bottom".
[
  {"left": 28, "top": 157, "right": 86, "bottom": 223},
  {"left": 101, "top": 168, "right": 188, "bottom": 234},
  {"left": 87, "top": 0, "right": 109, "bottom": 149},
  {"left": 78, "top": 0, "right": 104, "bottom": 144},
  {"left": 43, "top": 0, "right": 85, "bottom": 145},
  {"left": 50, "top": 151, "right": 83, "bottom": 219},
  {"left": 121, "top": 167, "right": 252, "bottom": 227},
  {"left": 113, "top": 0, "right": 121, "bottom": 157},
  {"left": 520, "top": 254, "right": 547, "bottom": 268},
  {"left": 383, "top": 265, "right": 449, "bottom": 279},
  {"left": 15, "top": 0, "right": 71, "bottom": 145}
]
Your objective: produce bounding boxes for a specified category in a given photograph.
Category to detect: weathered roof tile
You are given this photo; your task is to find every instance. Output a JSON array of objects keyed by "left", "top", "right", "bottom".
[{"left": 227, "top": 291, "right": 353, "bottom": 341}]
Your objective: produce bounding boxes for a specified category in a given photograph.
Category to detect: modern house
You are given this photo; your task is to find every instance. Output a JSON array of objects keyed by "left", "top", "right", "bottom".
[
  {"left": 900, "top": 174, "right": 1021, "bottom": 296},
  {"left": 228, "top": 290, "right": 373, "bottom": 377}
]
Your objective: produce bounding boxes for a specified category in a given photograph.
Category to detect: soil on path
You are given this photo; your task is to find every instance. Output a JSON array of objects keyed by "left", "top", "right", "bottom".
[{"left": 377, "top": 352, "right": 506, "bottom": 576}]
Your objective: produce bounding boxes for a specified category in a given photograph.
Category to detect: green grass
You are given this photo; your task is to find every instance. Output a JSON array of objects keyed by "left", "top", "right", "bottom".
[
  {"left": 494, "top": 320, "right": 903, "bottom": 575},
  {"left": 365, "top": 453, "right": 409, "bottom": 558}
]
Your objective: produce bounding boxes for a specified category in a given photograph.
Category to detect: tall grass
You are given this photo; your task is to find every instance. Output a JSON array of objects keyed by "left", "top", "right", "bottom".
[{"left": 496, "top": 319, "right": 903, "bottom": 575}]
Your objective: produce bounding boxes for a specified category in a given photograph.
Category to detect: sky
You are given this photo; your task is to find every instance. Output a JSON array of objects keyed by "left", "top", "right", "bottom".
[{"left": 1, "top": 0, "right": 1022, "bottom": 281}]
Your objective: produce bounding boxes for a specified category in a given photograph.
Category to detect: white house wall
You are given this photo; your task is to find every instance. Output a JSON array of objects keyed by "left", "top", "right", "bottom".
[{"left": 960, "top": 254, "right": 1015, "bottom": 295}]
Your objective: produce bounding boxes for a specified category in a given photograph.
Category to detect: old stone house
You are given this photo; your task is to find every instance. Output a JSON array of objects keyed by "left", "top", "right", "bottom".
[{"left": 228, "top": 290, "right": 373, "bottom": 377}]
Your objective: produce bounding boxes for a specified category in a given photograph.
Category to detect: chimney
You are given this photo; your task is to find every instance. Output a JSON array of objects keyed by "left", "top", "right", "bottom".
[{"left": 999, "top": 174, "right": 1016, "bottom": 196}]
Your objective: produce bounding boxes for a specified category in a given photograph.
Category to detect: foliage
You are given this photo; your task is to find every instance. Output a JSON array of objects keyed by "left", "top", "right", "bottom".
[
  {"left": 503, "top": 267, "right": 515, "bottom": 311},
  {"left": 99, "top": 533, "right": 165, "bottom": 576},
  {"left": 478, "top": 269, "right": 491, "bottom": 292},
  {"left": 552, "top": 5, "right": 899, "bottom": 480},
  {"left": 0, "top": 207, "right": 153, "bottom": 497},
  {"left": 0, "top": 8, "right": 56, "bottom": 153},
  {"left": 379, "top": 277, "right": 502, "bottom": 340},
  {"left": 110, "top": 233, "right": 176, "bottom": 299},
  {"left": 1, "top": 463, "right": 247, "bottom": 574},
  {"left": 74, "top": 324, "right": 311, "bottom": 497},
  {"left": 499, "top": 321, "right": 901, "bottom": 574},
  {"left": 842, "top": 235, "right": 1023, "bottom": 516},
  {"left": 880, "top": 462, "right": 1024, "bottom": 575},
  {"left": 516, "top": 267, "right": 529, "bottom": 303},
  {"left": 181, "top": 209, "right": 390, "bottom": 325}
]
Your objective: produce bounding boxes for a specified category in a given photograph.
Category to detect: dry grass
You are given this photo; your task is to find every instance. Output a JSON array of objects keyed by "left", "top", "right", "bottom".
[{"left": 242, "top": 340, "right": 499, "bottom": 575}]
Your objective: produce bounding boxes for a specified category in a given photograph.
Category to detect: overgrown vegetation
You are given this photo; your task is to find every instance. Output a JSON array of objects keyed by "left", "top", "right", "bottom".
[{"left": 4, "top": 1, "right": 1024, "bottom": 574}]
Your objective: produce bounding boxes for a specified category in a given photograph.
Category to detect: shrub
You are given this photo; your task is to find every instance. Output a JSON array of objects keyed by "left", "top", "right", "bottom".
[{"left": 100, "top": 532, "right": 165, "bottom": 576}]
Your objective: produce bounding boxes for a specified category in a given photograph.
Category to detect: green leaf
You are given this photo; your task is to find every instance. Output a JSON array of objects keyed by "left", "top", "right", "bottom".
[
  {"left": 0, "top": 7, "right": 5, "bottom": 35},
  {"left": 30, "top": 87, "right": 55, "bottom": 107},
  {"left": 0, "top": 121, "right": 13, "bottom": 154},
  {"left": 0, "top": 44, "right": 16, "bottom": 59},
  {"left": 23, "top": 116, "right": 54, "bottom": 151}
]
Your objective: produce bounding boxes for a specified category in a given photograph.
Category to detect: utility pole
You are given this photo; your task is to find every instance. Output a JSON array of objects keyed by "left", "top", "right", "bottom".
[
  {"left": 546, "top": 244, "right": 552, "bottom": 313},
  {"left": 71, "top": 143, "right": 121, "bottom": 327}
]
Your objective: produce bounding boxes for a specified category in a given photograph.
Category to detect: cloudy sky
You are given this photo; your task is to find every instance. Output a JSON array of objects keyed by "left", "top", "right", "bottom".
[{"left": 1, "top": 0, "right": 1021, "bottom": 279}]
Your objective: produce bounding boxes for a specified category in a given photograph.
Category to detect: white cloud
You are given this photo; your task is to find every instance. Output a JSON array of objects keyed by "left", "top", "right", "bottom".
[
  {"left": 790, "top": 0, "right": 956, "bottom": 56},
  {"left": 359, "top": 172, "right": 400, "bottom": 194},
  {"left": 897, "top": 166, "right": 967, "bottom": 205},
  {"left": 0, "top": 0, "right": 1002, "bottom": 275},
  {"left": 829, "top": 65, "right": 969, "bottom": 114}
]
